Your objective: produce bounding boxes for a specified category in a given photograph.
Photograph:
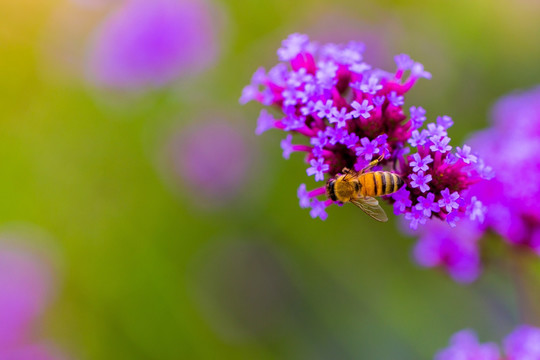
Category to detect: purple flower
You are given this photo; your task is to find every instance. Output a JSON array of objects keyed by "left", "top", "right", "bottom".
[
  {"left": 434, "top": 330, "right": 500, "bottom": 360},
  {"left": 306, "top": 158, "right": 329, "bottom": 182},
  {"left": 342, "top": 133, "right": 360, "bottom": 148},
  {"left": 256, "top": 109, "right": 275, "bottom": 135},
  {"left": 410, "top": 106, "right": 426, "bottom": 129},
  {"left": 0, "top": 241, "right": 67, "bottom": 359},
  {"left": 409, "top": 171, "right": 432, "bottom": 193},
  {"left": 310, "top": 130, "right": 328, "bottom": 148},
  {"left": 404, "top": 208, "right": 427, "bottom": 230},
  {"left": 503, "top": 325, "right": 540, "bottom": 359},
  {"left": 241, "top": 33, "right": 487, "bottom": 230},
  {"left": 394, "top": 54, "right": 414, "bottom": 70},
  {"left": 455, "top": 145, "right": 478, "bottom": 164},
  {"left": 360, "top": 76, "right": 383, "bottom": 94},
  {"left": 329, "top": 107, "right": 349, "bottom": 128},
  {"left": 438, "top": 188, "right": 460, "bottom": 212},
  {"left": 437, "top": 115, "right": 454, "bottom": 129},
  {"left": 427, "top": 123, "right": 447, "bottom": 137},
  {"left": 348, "top": 99, "right": 374, "bottom": 119},
  {"left": 435, "top": 325, "right": 540, "bottom": 360},
  {"left": 240, "top": 85, "right": 258, "bottom": 105},
  {"left": 392, "top": 187, "right": 413, "bottom": 215},
  {"left": 467, "top": 197, "right": 486, "bottom": 223},
  {"left": 408, "top": 130, "right": 428, "bottom": 147},
  {"left": 309, "top": 199, "right": 328, "bottom": 220},
  {"left": 413, "top": 218, "right": 484, "bottom": 282},
  {"left": 280, "top": 135, "right": 294, "bottom": 159},
  {"left": 446, "top": 210, "right": 460, "bottom": 228},
  {"left": 430, "top": 135, "right": 452, "bottom": 153},
  {"left": 316, "top": 61, "right": 338, "bottom": 89},
  {"left": 86, "top": 0, "right": 219, "bottom": 90},
  {"left": 415, "top": 193, "right": 440, "bottom": 217},
  {"left": 315, "top": 100, "right": 335, "bottom": 119},
  {"left": 356, "top": 137, "right": 380, "bottom": 161},
  {"left": 373, "top": 95, "right": 386, "bottom": 107},
  {"left": 349, "top": 62, "right": 372, "bottom": 74},
  {"left": 277, "top": 33, "right": 310, "bottom": 61},
  {"left": 282, "top": 113, "right": 305, "bottom": 131},
  {"left": 411, "top": 62, "right": 432, "bottom": 79},
  {"left": 297, "top": 184, "right": 310, "bottom": 208},
  {"left": 387, "top": 91, "right": 404, "bottom": 107},
  {"left": 326, "top": 127, "right": 348, "bottom": 145},
  {"left": 409, "top": 153, "right": 433, "bottom": 172}
]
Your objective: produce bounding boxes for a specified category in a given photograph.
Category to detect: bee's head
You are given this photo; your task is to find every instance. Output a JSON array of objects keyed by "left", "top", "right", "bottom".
[{"left": 326, "top": 177, "right": 337, "bottom": 201}]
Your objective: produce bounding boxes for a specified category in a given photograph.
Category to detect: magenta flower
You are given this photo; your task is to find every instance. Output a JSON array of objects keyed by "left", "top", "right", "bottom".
[
  {"left": 436, "top": 325, "right": 540, "bottom": 360},
  {"left": 503, "top": 325, "right": 540, "bottom": 359},
  {"left": 410, "top": 153, "right": 433, "bottom": 172},
  {"left": 434, "top": 329, "right": 500, "bottom": 360},
  {"left": 241, "top": 33, "right": 489, "bottom": 225},
  {"left": 409, "top": 170, "right": 432, "bottom": 193},
  {"left": 0, "top": 242, "right": 65, "bottom": 359},
  {"left": 86, "top": 0, "right": 219, "bottom": 90},
  {"left": 306, "top": 158, "right": 330, "bottom": 182},
  {"left": 465, "top": 86, "right": 540, "bottom": 252},
  {"left": 412, "top": 218, "right": 484, "bottom": 283}
]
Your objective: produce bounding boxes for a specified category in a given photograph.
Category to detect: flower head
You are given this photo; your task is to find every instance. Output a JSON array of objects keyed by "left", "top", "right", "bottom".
[
  {"left": 434, "top": 329, "right": 499, "bottom": 360},
  {"left": 503, "top": 325, "right": 540, "bottom": 359},
  {"left": 241, "top": 33, "right": 488, "bottom": 229},
  {"left": 86, "top": 0, "right": 219, "bottom": 90},
  {"left": 435, "top": 325, "right": 540, "bottom": 360}
]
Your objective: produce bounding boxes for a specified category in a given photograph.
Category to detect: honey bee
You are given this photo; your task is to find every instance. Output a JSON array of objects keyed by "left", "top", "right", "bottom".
[{"left": 325, "top": 157, "right": 404, "bottom": 222}]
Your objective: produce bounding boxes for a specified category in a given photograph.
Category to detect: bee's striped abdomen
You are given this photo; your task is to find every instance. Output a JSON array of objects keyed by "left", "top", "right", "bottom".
[{"left": 360, "top": 172, "right": 404, "bottom": 197}]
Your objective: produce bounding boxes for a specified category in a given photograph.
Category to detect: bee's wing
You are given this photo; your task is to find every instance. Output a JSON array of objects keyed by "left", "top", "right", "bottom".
[{"left": 351, "top": 196, "right": 389, "bottom": 222}]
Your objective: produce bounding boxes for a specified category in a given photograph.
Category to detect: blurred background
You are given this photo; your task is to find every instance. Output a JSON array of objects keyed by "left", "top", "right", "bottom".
[{"left": 1, "top": 0, "right": 540, "bottom": 358}]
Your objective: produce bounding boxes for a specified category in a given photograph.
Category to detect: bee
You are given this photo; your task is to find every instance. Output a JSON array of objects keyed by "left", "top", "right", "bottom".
[{"left": 325, "top": 156, "right": 404, "bottom": 222}]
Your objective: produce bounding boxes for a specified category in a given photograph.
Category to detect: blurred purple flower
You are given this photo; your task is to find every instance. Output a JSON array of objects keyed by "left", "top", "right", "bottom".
[
  {"left": 503, "top": 325, "right": 540, "bottom": 360},
  {"left": 436, "top": 325, "right": 540, "bottom": 360},
  {"left": 168, "top": 120, "right": 253, "bottom": 206},
  {"left": 0, "top": 242, "right": 66, "bottom": 359},
  {"left": 0, "top": 245, "right": 53, "bottom": 347},
  {"left": 466, "top": 86, "right": 540, "bottom": 253},
  {"left": 434, "top": 329, "right": 500, "bottom": 360},
  {"left": 416, "top": 86, "right": 540, "bottom": 280},
  {"left": 412, "top": 218, "right": 484, "bottom": 283},
  {"left": 86, "top": 0, "right": 219, "bottom": 90},
  {"left": 241, "top": 33, "right": 489, "bottom": 225}
]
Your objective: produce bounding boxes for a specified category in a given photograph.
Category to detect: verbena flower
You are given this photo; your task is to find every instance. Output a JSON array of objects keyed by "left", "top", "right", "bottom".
[
  {"left": 0, "top": 241, "right": 65, "bottom": 359},
  {"left": 86, "top": 0, "right": 219, "bottom": 90},
  {"left": 435, "top": 326, "right": 540, "bottom": 360},
  {"left": 467, "top": 86, "right": 540, "bottom": 254},
  {"left": 412, "top": 218, "right": 484, "bottom": 283},
  {"left": 503, "top": 325, "right": 540, "bottom": 359},
  {"left": 241, "top": 33, "right": 489, "bottom": 228},
  {"left": 434, "top": 329, "right": 500, "bottom": 360},
  {"left": 412, "top": 86, "right": 540, "bottom": 281}
]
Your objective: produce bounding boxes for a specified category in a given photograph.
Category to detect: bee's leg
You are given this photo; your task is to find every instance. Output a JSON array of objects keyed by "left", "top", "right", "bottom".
[{"left": 360, "top": 154, "right": 385, "bottom": 174}]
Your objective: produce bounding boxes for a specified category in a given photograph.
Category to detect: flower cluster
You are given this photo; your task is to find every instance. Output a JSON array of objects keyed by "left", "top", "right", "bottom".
[
  {"left": 86, "top": 0, "right": 219, "bottom": 90},
  {"left": 391, "top": 116, "right": 492, "bottom": 230},
  {"left": 0, "top": 242, "right": 66, "bottom": 359},
  {"left": 412, "top": 218, "right": 485, "bottom": 283},
  {"left": 412, "top": 85, "right": 540, "bottom": 282},
  {"left": 435, "top": 326, "right": 540, "bottom": 360},
  {"left": 467, "top": 86, "right": 540, "bottom": 253},
  {"left": 241, "top": 33, "right": 489, "bottom": 228}
]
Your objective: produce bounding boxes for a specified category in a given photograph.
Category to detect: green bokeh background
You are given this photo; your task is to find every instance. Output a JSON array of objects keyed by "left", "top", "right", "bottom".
[{"left": 1, "top": 0, "right": 540, "bottom": 358}]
